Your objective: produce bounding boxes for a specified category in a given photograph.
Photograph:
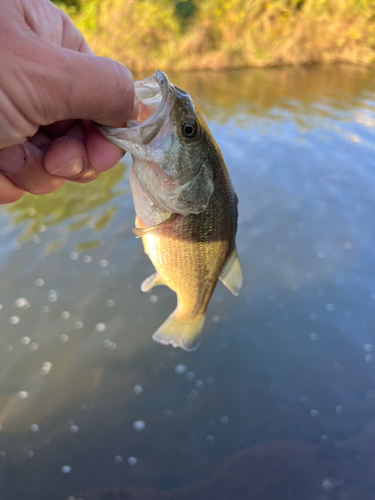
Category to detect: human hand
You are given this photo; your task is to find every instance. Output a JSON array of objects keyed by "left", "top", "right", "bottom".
[{"left": 0, "top": 0, "right": 136, "bottom": 204}]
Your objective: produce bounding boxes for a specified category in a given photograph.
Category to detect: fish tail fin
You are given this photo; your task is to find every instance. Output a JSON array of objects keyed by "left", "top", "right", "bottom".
[{"left": 152, "top": 311, "right": 205, "bottom": 351}]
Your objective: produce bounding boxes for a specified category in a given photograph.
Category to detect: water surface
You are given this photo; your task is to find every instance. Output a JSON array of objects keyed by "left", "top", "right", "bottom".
[{"left": 1, "top": 64, "right": 375, "bottom": 500}]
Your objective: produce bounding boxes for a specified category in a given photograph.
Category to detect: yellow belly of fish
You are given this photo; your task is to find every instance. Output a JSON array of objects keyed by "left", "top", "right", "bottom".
[{"left": 140, "top": 219, "right": 233, "bottom": 350}]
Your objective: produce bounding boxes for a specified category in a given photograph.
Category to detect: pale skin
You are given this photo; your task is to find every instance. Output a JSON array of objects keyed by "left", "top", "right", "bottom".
[{"left": 0, "top": 0, "right": 137, "bottom": 204}]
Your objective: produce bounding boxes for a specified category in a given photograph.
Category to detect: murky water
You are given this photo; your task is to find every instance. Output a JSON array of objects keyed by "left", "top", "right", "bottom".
[{"left": 1, "top": 64, "right": 375, "bottom": 500}]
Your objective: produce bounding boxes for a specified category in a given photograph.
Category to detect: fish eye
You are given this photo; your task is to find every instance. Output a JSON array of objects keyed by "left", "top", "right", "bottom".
[{"left": 182, "top": 122, "right": 197, "bottom": 138}]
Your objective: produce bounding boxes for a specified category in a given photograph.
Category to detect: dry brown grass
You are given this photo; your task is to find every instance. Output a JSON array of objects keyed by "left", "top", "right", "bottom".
[{"left": 61, "top": 0, "right": 375, "bottom": 72}]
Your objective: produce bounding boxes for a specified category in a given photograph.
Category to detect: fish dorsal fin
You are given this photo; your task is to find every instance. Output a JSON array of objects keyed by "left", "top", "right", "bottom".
[
  {"left": 219, "top": 246, "right": 243, "bottom": 296},
  {"left": 235, "top": 192, "right": 239, "bottom": 206},
  {"left": 133, "top": 213, "right": 178, "bottom": 238},
  {"left": 141, "top": 272, "right": 166, "bottom": 292}
]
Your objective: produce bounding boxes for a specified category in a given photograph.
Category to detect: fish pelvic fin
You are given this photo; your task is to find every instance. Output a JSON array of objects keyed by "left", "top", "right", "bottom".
[
  {"left": 152, "top": 311, "right": 205, "bottom": 351},
  {"left": 132, "top": 213, "right": 178, "bottom": 238},
  {"left": 141, "top": 272, "right": 166, "bottom": 292},
  {"left": 220, "top": 245, "right": 243, "bottom": 296}
]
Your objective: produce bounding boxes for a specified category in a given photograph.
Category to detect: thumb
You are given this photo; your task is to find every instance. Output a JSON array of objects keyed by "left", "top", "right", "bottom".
[{"left": 23, "top": 43, "right": 137, "bottom": 129}]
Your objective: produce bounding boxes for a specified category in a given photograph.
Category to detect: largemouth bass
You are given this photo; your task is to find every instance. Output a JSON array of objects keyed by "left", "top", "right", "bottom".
[{"left": 98, "top": 70, "right": 242, "bottom": 350}]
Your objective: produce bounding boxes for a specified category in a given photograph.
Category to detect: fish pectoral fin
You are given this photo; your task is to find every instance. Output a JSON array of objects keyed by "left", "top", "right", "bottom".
[
  {"left": 219, "top": 246, "right": 243, "bottom": 296},
  {"left": 141, "top": 272, "right": 166, "bottom": 292},
  {"left": 132, "top": 213, "right": 178, "bottom": 238},
  {"left": 152, "top": 312, "right": 205, "bottom": 351}
]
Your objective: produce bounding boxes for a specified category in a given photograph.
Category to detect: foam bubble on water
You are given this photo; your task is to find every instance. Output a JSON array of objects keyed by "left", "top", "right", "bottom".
[
  {"left": 207, "top": 420, "right": 215, "bottom": 429},
  {"left": 38, "top": 224, "right": 46, "bottom": 232},
  {"left": 9, "top": 316, "right": 20, "bottom": 325},
  {"left": 128, "top": 456, "right": 137, "bottom": 466},
  {"left": 371, "top": 292, "right": 375, "bottom": 300},
  {"left": 174, "top": 364, "right": 186, "bottom": 375},
  {"left": 212, "top": 315, "right": 221, "bottom": 323},
  {"left": 149, "top": 295, "right": 158, "bottom": 303},
  {"left": 19, "top": 391, "right": 29, "bottom": 399},
  {"left": 74, "top": 321, "right": 83, "bottom": 329},
  {"left": 69, "top": 252, "right": 79, "bottom": 261},
  {"left": 195, "top": 380, "right": 204, "bottom": 389},
  {"left": 133, "top": 385, "right": 143, "bottom": 395},
  {"left": 310, "top": 333, "right": 319, "bottom": 341},
  {"left": 41, "top": 362, "right": 52, "bottom": 375},
  {"left": 344, "top": 242, "right": 353, "bottom": 250},
  {"left": 5, "top": 345, "right": 13, "bottom": 352},
  {"left": 317, "top": 251, "right": 325, "bottom": 259},
  {"left": 0, "top": 451, "right": 6, "bottom": 458},
  {"left": 15, "top": 298, "right": 30, "bottom": 308},
  {"left": 326, "top": 303, "right": 335, "bottom": 312},
  {"left": 41, "top": 306, "right": 49, "bottom": 313},
  {"left": 61, "top": 311, "right": 70, "bottom": 319},
  {"left": 321, "top": 434, "right": 329, "bottom": 442},
  {"left": 186, "top": 371, "right": 195, "bottom": 380},
  {"left": 206, "top": 377, "right": 215, "bottom": 385},
  {"left": 31, "top": 235, "right": 41, "bottom": 244},
  {"left": 301, "top": 396, "right": 309, "bottom": 405},
  {"left": 206, "top": 435, "right": 215, "bottom": 444},
  {"left": 364, "top": 344, "right": 374, "bottom": 352},
  {"left": 95, "top": 323, "right": 106, "bottom": 332},
  {"left": 70, "top": 425, "right": 79, "bottom": 433},
  {"left": 28, "top": 208, "right": 36, "bottom": 216},
  {"left": 220, "top": 416, "right": 229, "bottom": 425},
  {"left": 99, "top": 259, "right": 109, "bottom": 268},
  {"left": 26, "top": 451, "right": 34, "bottom": 458},
  {"left": 106, "top": 299, "right": 114, "bottom": 307},
  {"left": 30, "top": 424, "right": 39, "bottom": 432},
  {"left": 114, "top": 455, "right": 122, "bottom": 463},
  {"left": 190, "top": 389, "right": 199, "bottom": 398},
  {"left": 132, "top": 420, "right": 145, "bottom": 431},
  {"left": 30, "top": 343, "right": 38, "bottom": 351},
  {"left": 108, "top": 342, "right": 117, "bottom": 350},
  {"left": 164, "top": 409, "right": 172, "bottom": 418},
  {"left": 47, "top": 290, "right": 58, "bottom": 303},
  {"left": 365, "top": 355, "right": 373, "bottom": 363},
  {"left": 309, "top": 313, "right": 317, "bottom": 321},
  {"left": 0, "top": 303, "right": 2, "bottom": 310},
  {"left": 83, "top": 255, "right": 92, "bottom": 263},
  {"left": 20, "top": 337, "right": 30, "bottom": 345},
  {"left": 310, "top": 409, "right": 319, "bottom": 417},
  {"left": 60, "top": 335, "right": 69, "bottom": 343},
  {"left": 335, "top": 405, "right": 343, "bottom": 414},
  {"left": 103, "top": 339, "right": 112, "bottom": 347},
  {"left": 61, "top": 465, "right": 71, "bottom": 474}
]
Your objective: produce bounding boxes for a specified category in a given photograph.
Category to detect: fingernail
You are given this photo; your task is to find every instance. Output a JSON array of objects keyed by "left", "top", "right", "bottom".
[
  {"left": 52, "top": 156, "right": 84, "bottom": 178},
  {"left": 0, "top": 143, "right": 28, "bottom": 174}
]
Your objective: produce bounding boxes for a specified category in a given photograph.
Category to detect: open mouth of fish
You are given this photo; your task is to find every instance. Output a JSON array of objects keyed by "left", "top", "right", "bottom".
[{"left": 98, "top": 70, "right": 172, "bottom": 149}]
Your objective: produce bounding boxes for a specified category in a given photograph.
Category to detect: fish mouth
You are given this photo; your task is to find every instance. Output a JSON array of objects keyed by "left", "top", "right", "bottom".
[{"left": 97, "top": 70, "right": 172, "bottom": 148}]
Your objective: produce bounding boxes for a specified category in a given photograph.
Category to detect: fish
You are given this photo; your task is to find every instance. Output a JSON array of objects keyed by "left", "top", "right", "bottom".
[{"left": 98, "top": 70, "right": 242, "bottom": 351}]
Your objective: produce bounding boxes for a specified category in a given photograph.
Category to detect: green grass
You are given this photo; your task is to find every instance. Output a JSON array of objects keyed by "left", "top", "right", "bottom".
[{"left": 53, "top": 0, "right": 375, "bottom": 71}]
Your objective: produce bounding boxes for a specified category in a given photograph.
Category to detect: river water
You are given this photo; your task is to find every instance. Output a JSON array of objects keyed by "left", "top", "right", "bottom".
[{"left": 1, "top": 64, "right": 375, "bottom": 500}]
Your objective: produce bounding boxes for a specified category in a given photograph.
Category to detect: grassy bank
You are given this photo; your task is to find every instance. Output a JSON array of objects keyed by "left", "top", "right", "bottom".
[{"left": 54, "top": 0, "right": 375, "bottom": 71}]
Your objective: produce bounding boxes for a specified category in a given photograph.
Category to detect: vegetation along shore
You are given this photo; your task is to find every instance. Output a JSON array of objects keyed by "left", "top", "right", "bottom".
[{"left": 53, "top": 0, "right": 375, "bottom": 72}]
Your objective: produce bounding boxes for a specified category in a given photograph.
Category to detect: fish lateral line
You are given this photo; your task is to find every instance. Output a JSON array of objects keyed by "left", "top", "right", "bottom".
[{"left": 132, "top": 213, "right": 179, "bottom": 238}]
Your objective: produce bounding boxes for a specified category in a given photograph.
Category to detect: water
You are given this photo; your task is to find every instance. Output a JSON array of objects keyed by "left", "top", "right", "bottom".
[{"left": 1, "top": 64, "right": 375, "bottom": 500}]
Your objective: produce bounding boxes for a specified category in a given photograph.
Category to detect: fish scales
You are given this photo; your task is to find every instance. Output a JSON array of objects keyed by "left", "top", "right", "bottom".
[{"left": 97, "top": 70, "right": 242, "bottom": 350}]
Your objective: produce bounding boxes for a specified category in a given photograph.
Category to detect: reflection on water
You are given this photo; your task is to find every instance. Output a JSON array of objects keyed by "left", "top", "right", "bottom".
[{"left": 1, "top": 64, "right": 375, "bottom": 500}]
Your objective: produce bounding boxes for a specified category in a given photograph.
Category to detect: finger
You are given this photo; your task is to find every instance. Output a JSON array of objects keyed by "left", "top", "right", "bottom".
[
  {"left": 42, "top": 120, "right": 78, "bottom": 139},
  {"left": 0, "top": 142, "right": 65, "bottom": 195},
  {"left": 86, "top": 128, "right": 124, "bottom": 172},
  {"left": 44, "top": 136, "right": 100, "bottom": 183},
  {"left": 29, "top": 46, "right": 137, "bottom": 128},
  {"left": 0, "top": 172, "right": 25, "bottom": 204},
  {"left": 29, "top": 130, "right": 52, "bottom": 150}
]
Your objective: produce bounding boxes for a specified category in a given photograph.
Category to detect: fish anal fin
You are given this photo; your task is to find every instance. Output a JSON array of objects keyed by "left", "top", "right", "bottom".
[
  {"left": 152, "top": 312, "right": 205, "bottom": 351},
  {"left": 133, "top": 213, "right": 178, "bottom": 238},
  {"left": 219, "top": 246, "right": 243, "bottom": 296},
  {"left": 141, "top": 273, "right": 166, "bottom": 292}
]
